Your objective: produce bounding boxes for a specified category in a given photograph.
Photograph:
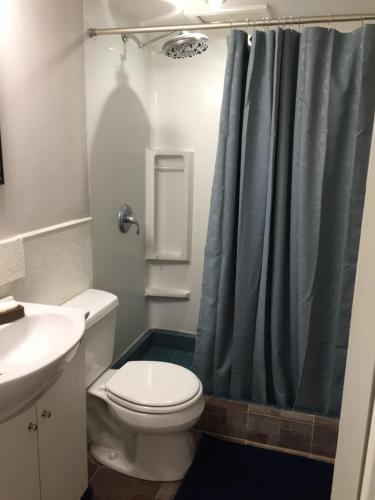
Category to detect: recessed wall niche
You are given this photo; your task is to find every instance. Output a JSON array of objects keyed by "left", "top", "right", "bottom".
[{"left": 145, "top": 149, "right": 194, "bottom": 262}]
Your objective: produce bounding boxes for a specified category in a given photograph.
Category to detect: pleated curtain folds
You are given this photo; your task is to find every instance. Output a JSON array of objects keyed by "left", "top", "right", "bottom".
[{"left": 194, "top": 26, "right": 375, "bottom": 416}]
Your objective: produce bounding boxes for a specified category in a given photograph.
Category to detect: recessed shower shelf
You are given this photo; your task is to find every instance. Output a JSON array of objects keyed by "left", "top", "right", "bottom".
[
  {"left": 145, "top": 149, "right": 194, "bottom": 263},
  {"left": 146, "top": 253, "right": 190, "bottom": 262},
  {"left": 145, "top": 288, "right": 191, "bottom": 299}
]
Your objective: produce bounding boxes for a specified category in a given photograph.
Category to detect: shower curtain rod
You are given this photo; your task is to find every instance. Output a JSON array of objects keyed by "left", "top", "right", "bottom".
[{"left": 88, "top": 13, "right": 375, "bottom": 37}]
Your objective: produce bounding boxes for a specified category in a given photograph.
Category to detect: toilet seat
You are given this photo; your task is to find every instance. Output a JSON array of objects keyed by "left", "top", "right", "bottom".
[
  {"left": 107, "top": 384, "right": 203, "bottom": 414},
  {"left": 105, "top": 361, "right": 202, "bottom": 415}
]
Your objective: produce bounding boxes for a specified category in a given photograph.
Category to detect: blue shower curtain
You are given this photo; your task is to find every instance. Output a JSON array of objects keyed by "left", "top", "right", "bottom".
[{"left": 194, "top": 26, "right": 375, "bottom": 416}]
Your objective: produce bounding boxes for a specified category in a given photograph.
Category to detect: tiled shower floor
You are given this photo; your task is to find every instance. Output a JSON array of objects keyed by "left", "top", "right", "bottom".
[{"left": 141, "top": 345, "right": 194, "bottom": 370}]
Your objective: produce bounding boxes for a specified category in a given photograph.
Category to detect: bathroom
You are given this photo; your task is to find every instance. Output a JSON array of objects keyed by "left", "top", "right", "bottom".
[{"left": 1, "top": 0, "right": 375, "bottom": 498}]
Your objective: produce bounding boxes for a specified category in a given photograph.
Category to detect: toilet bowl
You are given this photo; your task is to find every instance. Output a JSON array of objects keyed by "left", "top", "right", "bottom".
[
  {"left": 87, "top": 361, "right": 204, "bottom": 481},
  {"left": 64, "top": 289, "right": 204, "bottom": 482}
]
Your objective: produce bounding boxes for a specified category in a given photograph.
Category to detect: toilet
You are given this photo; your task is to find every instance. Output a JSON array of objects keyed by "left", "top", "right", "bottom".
[{"left": 64, "top": 288, "right": 205, "bottom": 482}]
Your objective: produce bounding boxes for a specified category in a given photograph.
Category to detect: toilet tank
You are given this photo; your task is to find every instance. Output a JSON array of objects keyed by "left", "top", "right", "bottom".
[{"left": 64, "top": 289, "right": 119, "bottom": 387}]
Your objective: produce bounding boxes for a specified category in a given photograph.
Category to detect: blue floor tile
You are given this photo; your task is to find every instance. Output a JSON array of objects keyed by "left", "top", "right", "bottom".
[{"left": 142, "top": 345, "right": 194, "bottom": 370}]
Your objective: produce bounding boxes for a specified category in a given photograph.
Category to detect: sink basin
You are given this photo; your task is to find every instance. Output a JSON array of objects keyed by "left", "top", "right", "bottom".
[{"left": 0, "top": 302, "right": 85, "bottom": 423}]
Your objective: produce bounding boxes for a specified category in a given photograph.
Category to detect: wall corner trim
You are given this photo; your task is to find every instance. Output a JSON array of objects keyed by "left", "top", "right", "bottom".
[{"left": 18, "top": 217, "right": 92, "bottom": 242}]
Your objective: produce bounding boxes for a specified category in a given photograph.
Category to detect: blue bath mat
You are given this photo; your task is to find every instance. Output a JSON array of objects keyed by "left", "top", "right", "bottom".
[{"left": 174, "top": 434, "right": 334, "bottom": 500}]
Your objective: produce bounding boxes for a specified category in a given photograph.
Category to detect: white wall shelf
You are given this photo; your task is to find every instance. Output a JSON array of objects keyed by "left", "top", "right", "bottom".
[
  {"left": 145, "top": 287, "right": 191, "bottom": 299},
  {"left": 145, "top": 149, "right": 194, "bottom": 262},
  {"left": 146, "top": 253, "right": 188, "bottom": 262}
]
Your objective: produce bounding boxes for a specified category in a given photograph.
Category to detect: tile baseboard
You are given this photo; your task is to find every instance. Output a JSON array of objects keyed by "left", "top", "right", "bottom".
[{"left": 195, "top": 396, "right": 338, "bottom": 462}]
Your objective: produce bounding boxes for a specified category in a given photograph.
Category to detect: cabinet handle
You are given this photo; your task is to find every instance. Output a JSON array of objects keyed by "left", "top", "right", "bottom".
[
  {"left": 42, "top": 410, "right": 52, "bottom": 418},
  {"left": 28, "top": 422, "right": 38, "bottom": 431}
]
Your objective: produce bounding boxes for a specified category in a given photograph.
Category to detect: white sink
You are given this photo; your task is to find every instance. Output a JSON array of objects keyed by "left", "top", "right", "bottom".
[{"left": 0, "top": 302, "right": 85, "bottom": 423}]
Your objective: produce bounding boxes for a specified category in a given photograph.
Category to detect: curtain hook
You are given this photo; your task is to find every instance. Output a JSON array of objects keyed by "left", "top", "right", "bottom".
[
  {"left": 298, "top": 16, "right": 301, "bottom": 33},
  {"left": 328, "top": 13, "right": 332, "bottom": 31},
  {"left": 361, "top": 15, "right": 364, "bottom": 31},
  {"left": 289, "top": 16, "right": 294, "bottom": 31},
  {"left": 251, "top": 18, "right": 257, "bottom": 41},
  {"left": 246, "top": 17, "right": 251, "bottom": 45}
]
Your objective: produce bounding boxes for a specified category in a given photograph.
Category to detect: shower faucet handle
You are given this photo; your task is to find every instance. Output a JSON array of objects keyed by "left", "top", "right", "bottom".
[
  {"left": 118, "top": 204, "right": 140, "bottom": 235},
  {"left": 125, "top": 214, "right": 140, "bottom": 235}
]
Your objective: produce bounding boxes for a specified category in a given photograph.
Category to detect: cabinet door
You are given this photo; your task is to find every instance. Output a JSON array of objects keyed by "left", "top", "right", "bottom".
[
  {"left": 37, "top": 346, "right": 88, "bottom": 500},
  {"left": 0, "top": 406, "right": 41, "bottom": 500}
]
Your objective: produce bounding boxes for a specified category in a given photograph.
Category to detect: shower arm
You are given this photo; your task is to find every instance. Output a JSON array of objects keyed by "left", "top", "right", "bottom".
[{"left": 121, "top": 31, "right": 177, "bottom": 49}]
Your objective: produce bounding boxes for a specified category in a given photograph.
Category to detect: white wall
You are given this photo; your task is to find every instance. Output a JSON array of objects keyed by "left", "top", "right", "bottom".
[
  {"left": 0, "top": 220, "right": 93, "bottom": 305},
  {"left": 0, "top": 0, "right": 92, "bottom": 303},
  {"left": 147, "top": 33, "right": 227, "bottom": 333},
  {"left": 84, "top": 0, "right": 149, "bottom": 357},
  {"left": 0, "top": 0, "right": 89, "bottom": 239}
]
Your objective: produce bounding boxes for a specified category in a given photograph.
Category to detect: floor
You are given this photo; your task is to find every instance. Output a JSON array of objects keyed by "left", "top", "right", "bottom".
[{"left": 88, "top": 457, "right": 181, "bottom": 500}]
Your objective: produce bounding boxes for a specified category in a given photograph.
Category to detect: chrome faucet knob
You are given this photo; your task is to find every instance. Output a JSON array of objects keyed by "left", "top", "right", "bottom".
[
  {"left": 124, "top": 214, "right": 140, "bottom": 235},
  {"left": 118, "top": 205, "right": 140, "bottom": 235}
]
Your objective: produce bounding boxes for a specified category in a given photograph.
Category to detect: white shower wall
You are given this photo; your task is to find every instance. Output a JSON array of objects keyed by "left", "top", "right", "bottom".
[
  {"left": 146, "top": 34, "right": 227, "bottom": 333},
  {"left": 85, "top": 1, "right": 227, "bottom": 353},
  {"left": 84, "top": 0, "right": 150, "bottom": 356}
]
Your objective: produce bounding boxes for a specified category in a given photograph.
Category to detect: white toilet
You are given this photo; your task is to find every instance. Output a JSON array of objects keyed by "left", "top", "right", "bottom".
[{"left": 64, "top": 288, "right": 205, "bottom": 482}]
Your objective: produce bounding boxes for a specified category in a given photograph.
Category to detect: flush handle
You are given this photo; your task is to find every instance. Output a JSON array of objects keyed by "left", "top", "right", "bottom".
[{"left": 118, "top": 204, "right": 140, "bottom": 235}]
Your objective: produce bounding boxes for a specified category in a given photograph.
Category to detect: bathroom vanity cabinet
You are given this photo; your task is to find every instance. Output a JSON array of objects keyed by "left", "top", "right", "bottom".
[{"left": 0, "top": 346, "right": 88, "bottom": 500}]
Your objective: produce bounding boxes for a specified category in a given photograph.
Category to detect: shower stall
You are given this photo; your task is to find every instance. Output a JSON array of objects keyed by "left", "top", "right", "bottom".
[
  {"left": 85, "top": 1, "right": 227, "bottom": 356},
  {"left": 84, "top": 2, "right": 375, "bottom": 497}
]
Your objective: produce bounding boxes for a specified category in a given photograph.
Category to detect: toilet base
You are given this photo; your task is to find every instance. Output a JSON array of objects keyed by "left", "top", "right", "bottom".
[{"left": 90, "top": 431, "right": 195, "bottom": 481}]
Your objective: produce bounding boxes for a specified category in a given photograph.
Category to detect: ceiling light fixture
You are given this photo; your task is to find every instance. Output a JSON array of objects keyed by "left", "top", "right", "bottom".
[
  {"left": 171, "top": 0, "right": 187, "bottom": 10},
  {"left": 205, "top": 0, "right": 226, "bottom": 10}
]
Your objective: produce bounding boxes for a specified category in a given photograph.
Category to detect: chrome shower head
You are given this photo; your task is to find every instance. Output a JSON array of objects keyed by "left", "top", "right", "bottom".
[{"left": 162, "top": 31, "right": 209, "bottom": 59}]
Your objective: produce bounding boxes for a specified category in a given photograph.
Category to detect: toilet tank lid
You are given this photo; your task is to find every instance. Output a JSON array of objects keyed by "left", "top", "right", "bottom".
[{"left": 64, "top": 289, "right": 119, "bottom": 329}]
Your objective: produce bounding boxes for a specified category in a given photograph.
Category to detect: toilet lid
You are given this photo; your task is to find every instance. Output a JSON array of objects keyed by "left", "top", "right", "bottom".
[{"left": 105, "top": 361, "right": 201, "bottom": 407}]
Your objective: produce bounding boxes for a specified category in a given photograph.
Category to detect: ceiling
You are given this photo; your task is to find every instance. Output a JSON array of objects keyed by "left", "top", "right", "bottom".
[{"left": 108, "top": 0, "right": 375, "bottom": 26}]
